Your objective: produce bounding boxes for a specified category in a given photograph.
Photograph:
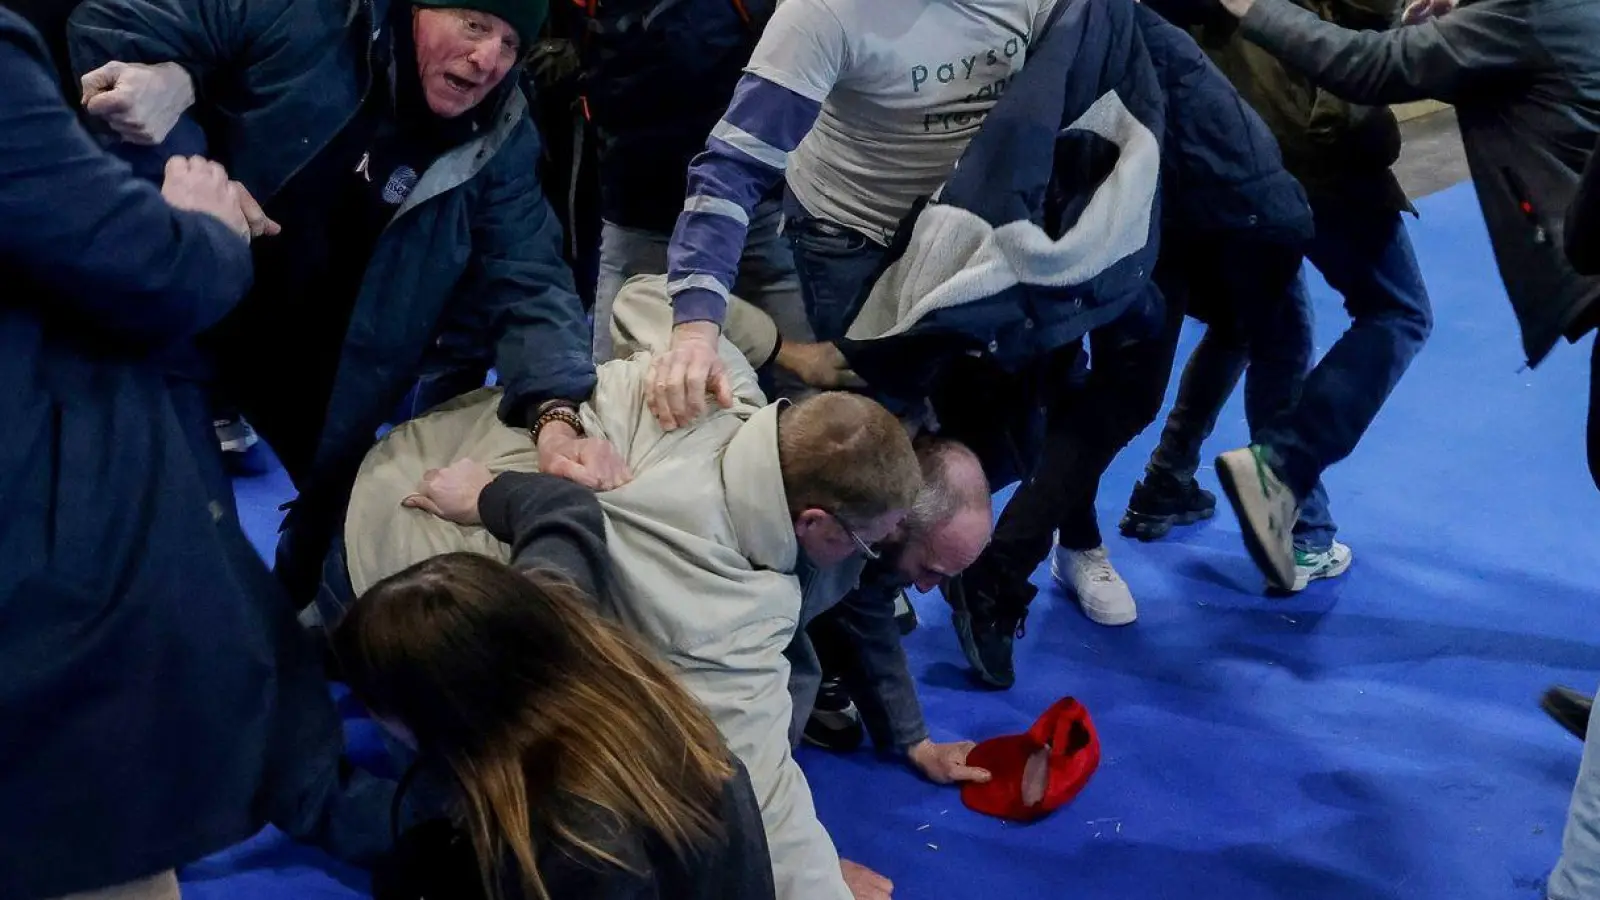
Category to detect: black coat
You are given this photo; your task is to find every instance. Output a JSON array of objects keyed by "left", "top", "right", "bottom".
[
  {"left": 562, "top": 0, "right": 770, "bottom": 233},
  {"left": 0, "top": 11, "right": 391, "bottom": 896},
  {"left": 1567, "top": 133, "right": 1600, "bottom": 278},
  {"left": 373, "top": 762, "right": 776, "bottom": 900}
]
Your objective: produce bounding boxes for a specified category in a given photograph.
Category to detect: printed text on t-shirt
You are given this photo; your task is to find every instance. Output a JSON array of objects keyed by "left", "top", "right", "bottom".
[{"left": 908, "top": 31, "right": 1028, "bottom": 133}]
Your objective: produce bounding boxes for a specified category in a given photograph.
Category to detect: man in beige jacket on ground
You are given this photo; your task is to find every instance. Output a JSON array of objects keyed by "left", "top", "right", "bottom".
[{"left": 338, "top": 279, "right": 921, "bottom": 900}]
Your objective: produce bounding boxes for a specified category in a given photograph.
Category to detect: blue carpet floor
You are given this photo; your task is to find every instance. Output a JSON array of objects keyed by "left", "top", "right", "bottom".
[{"left": 222, "top": 180, "right": 1600, "bottom": 900}]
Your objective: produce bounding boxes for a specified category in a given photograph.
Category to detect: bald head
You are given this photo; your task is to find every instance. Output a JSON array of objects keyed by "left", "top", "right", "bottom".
[
  {"left": 906, "top": 437, "right": 991, "bottom": 535},
  {"left": 890, "top": 437, "right": 994, "bottom": 592}
]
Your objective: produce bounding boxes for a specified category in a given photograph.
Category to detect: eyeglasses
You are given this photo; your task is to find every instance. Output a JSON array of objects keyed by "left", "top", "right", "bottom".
[{"left": 828, "top": 511, "right": 882, "bottom": 560}]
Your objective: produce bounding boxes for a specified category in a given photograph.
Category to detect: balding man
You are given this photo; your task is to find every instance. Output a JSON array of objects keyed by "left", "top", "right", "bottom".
[{"left": 802, "top": 439, "right": 997, "bottom": 783}]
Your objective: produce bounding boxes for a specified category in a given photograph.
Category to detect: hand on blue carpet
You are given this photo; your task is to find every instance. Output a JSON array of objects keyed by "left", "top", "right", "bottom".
[
  {"left": 908, "top": 738, "right": 993, "bottom": 785},
  {"left": 841, "top": 860, "right": 893, "bottom": 900}
]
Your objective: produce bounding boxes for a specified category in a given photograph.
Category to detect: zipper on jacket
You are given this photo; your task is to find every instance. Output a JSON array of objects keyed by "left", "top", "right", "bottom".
[
  {"left": 274, "top": 0, "right": 381, "bottom": 199},
  {"left": 1501, "top": 166, "right": 1549, "bottom": 245}
]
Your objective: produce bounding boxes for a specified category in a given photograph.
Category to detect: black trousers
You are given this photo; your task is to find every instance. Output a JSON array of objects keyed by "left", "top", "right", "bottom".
[
  {"left": 960, "top": 232, "right": 1315, "bottom": 616},
  {"left": 956, "top": 291, "right": 1187, "bottom": 614},
  {"left": 1589, "top": 336, "right": 1599, "bottom": 493}
]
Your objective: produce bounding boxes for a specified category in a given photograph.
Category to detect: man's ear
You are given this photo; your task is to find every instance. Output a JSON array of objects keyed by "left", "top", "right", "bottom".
[{"left": 793, "top": 507, "right": 830, "bottom": 534}]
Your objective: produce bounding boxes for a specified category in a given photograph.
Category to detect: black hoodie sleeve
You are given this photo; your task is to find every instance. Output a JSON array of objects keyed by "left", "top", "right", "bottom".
[
  {"left": 477, "top": 472, "right": 608, "bottom": 598},
  {"left": 1566, "top": 135, "right": 1600, "bottom": 276}
]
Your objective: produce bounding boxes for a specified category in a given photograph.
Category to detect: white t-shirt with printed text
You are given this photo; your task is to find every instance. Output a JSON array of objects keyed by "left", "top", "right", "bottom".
[{"left": 748, "top": 0, "right": 1059, "bottom": 242}]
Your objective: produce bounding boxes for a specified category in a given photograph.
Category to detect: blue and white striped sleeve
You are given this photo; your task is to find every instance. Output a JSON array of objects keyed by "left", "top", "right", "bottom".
[
  {"left": 666, "top": 76, "right": 821, "bottom": 326},
  {"left": 665, "top": 0, "right": 846, "bottom": 327}
]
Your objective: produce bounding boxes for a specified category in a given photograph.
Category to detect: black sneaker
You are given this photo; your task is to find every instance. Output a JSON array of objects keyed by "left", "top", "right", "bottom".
[
  {"left": 803, "top": 677, "right": 864, "bottom": 752},
  {"left": 1120, "top": 471, "right": 1216, "bottom": 542},
  {"left": 945, "top": 574, "right": 1022, "bottom": 690},
  {"left": 893, "top": 589, "right": 919, "bottom": 636},
  {"left": 216, "top": 416, "right": 271, "bottom": 477},
  {"left": 1542, "top": 685, "right": 1592, "bottom": 741}
]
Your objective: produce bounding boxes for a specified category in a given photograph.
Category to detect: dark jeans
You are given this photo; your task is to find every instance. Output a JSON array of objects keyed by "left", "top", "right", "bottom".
[
  {"left": 1256, "top": 201, "right": 1432, "bottom": 504},
  {"left": 1145, "top": 238, "right": 1336, "bottom": 549},
  {"left": 782, "top": 188, "right": 887, "bottom": 344},
  {"left": 958, "top": 290, "right": 1186, "bottom": 613},
  {"left": 806, "top": 567, "right": 930, "bottom": 753}
]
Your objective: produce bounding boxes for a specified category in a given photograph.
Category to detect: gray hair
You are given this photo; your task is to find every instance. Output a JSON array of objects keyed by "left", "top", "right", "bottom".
[{"left": 905, "top": 437, "right": 991, "bottom": 537}]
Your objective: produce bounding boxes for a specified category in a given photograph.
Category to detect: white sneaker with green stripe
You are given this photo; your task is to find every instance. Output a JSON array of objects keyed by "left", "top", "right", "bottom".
[{"left": 1291, "top": 541, "right": 1354, "bottom": 592}]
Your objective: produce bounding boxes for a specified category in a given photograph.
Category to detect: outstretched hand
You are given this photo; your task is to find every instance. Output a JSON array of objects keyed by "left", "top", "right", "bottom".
[
  {"left": 907, "top": 738, "right": 993, "bottom": 785},
  {"left": 776, "top": 340, "right": 867, "bottom": 389},
  {"left": 841, "top": 860, "right": 893, "bottom": 900}
]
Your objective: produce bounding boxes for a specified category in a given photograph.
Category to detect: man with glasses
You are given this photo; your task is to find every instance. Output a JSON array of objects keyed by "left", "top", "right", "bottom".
[
  {"left": 335, "top": 321, "right": 923, "bottom": 899},
  {"left": 798, "top": 438, "right": 998, "bottom": 787},
  {"left": 67, "top": 0, "right": 623, "bottom": 609}
]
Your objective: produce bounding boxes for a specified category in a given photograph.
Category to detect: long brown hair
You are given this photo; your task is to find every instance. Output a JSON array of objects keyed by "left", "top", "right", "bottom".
[{"left": 333, "top": 553, "right": 733, "bottom": 900}]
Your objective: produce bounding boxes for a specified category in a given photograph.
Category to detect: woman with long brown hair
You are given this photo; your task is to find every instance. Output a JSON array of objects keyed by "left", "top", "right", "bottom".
[{"left": 334, "top": 551, "right": 775, "bottom": 900}]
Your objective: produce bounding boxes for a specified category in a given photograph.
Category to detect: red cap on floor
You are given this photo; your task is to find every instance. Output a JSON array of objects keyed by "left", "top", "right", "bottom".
[{"left": 960, "top": 697, "right": 1101, "bottom": 822}]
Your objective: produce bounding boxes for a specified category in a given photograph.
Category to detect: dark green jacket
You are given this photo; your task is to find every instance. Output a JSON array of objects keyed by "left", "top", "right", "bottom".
[{"left": 1155, "top": 0, "right": 1411, "bottom": 212}]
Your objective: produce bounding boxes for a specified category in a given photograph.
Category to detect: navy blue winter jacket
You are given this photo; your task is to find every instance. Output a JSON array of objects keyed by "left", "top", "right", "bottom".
[
  {"left": 0, "top": 10, "right": 391, "bottom": 897},
  {"left": 836, "top": 0, "right": 1310, "bottom": 402},
  {"left": 68, "top": 0, "right": 596, "bottom": 484}
]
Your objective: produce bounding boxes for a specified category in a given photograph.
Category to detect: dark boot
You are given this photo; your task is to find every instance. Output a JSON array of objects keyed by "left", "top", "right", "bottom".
[
  {"left": 803, "top": 677, "right": 865, "bottom": 752},
  {"left": 946, "top": 574, "right": 1027, "bottom": 691},
  {"left": 1543, "top": 685, "right": 1593, "bottom": 741}
]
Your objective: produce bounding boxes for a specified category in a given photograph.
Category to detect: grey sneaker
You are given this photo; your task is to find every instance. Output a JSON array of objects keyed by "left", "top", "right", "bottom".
[{"left": 1215, "top": 445, "right": 1298, "bottom": 591}]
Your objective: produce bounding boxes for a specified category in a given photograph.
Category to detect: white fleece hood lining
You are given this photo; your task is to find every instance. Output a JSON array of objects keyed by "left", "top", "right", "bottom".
[{"left": 845, "top": 90, "right": 1160, "bottom": 343}]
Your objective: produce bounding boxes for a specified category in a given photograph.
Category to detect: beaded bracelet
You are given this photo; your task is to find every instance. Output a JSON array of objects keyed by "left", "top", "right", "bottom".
[{"left": 531, "top": 404, "right": 585, "bottom": 444}]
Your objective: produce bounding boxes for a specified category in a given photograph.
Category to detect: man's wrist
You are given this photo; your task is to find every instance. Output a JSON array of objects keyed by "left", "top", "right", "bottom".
[
  {"left": 671, "top": 286, "right": 729, "bottom": 331},
  {"left": 155, "top": 61, "right": 197, "bottom": 107},
  {"left": 673, "top": 319, "right": 722, "bottom": 342},
  {"left": 533, "top": 416, "right": 581, "bottom": 448},
  {"left": 537, "top": 420, "right": 578, "bottom": 440}
]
